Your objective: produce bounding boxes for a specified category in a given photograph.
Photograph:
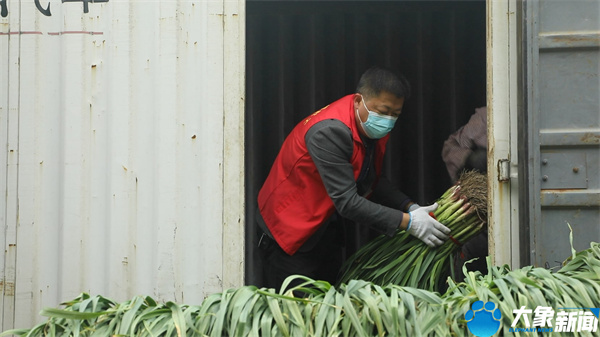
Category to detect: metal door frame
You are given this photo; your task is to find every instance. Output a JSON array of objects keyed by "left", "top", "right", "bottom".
[{"left": 487, "top": 0, "right": 523, "bottom": 268}]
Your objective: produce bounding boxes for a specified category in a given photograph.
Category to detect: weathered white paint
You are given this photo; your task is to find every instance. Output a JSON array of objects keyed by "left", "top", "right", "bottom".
[
  {"left": 222, "top": 0, "right": 245, "bottom": 290},
  {"left": 487, "top": 0, "right": 521, "bottom": 268},
  {"left": 0, "top": 0, "right": 245, "bottom": 330}
]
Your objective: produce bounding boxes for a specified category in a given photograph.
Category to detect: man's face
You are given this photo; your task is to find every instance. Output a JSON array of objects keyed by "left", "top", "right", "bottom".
[{"left": 354, "top": 91, "right": 405, "bottom": 138}]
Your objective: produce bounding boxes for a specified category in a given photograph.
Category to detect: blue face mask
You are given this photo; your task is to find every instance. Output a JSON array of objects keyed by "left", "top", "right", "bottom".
[{"left": 356, "top": 96, "right": 398, "bottom": 139}]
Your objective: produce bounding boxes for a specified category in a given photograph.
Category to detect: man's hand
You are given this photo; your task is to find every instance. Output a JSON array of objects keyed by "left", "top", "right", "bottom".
[{"left": 407, "top": 203, "right": 450, "bottom": 247}]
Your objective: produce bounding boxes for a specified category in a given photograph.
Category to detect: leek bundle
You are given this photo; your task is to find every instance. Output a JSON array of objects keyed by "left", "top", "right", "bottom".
[
  {"left": 337, "top": 171, "right": 488, "bottom": 291},
  {"left": 5, "top": 242, "right": 600, "bottom": 337}
]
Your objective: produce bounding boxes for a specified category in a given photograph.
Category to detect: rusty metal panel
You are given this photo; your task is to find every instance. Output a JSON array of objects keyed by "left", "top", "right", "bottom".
[
  {"left": 524, "top": 0, "right": 600, "bottom": 269},
  {"left": 0, "top": 0, "right": 245, "bottom": 330}
]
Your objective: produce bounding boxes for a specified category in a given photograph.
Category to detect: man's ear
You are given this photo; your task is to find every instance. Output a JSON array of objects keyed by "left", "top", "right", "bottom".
[{"left": 353, "top": 93, "right": 362, "bottom": 109}]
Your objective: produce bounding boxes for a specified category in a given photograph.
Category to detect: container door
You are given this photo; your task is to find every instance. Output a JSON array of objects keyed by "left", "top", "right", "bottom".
[{"left": 523, "top": 0, "right": 600, "bottom": 268}]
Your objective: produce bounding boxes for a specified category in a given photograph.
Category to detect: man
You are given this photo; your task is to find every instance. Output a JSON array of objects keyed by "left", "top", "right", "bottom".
[
  {"left": 256, "top": 66, "right": 451, "bottom": 290},
  {"left": 441, "top": 106, "right": 488, "bottom": 282}
]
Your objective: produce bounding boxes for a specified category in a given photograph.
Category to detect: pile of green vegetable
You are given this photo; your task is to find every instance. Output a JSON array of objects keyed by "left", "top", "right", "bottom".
[
  {"left": 4, "top": 242, "right": 600, "bottom": 337},
  {"left": 338, "top": 170, "right": 488, "bottom": 291}
]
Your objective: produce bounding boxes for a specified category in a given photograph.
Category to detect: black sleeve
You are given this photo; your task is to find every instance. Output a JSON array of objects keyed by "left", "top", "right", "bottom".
[
  {"left": 305, "top": 119, "right": 405, "bottom": 236},
  {"left": 371, "top": 175, "right": 412, "bottom": 212}
]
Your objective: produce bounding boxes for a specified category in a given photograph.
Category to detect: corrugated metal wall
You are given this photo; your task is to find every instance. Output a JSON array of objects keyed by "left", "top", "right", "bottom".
[
  {"left": 245, "top": 1, "right": 486, "bottom": 286},
  {"left": 0, "top": 0, "right": 244, "bottom": 330}
]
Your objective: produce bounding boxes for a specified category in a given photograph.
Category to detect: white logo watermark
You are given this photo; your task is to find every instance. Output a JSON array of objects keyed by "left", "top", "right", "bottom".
[{"left": 510, "top": 306, "right": 599, "bottom": 333}]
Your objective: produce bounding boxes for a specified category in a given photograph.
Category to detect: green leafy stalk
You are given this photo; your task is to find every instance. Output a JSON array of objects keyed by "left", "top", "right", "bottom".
[
  {"left": 9, "top": 243, "right": 600, "bottom": 337},
  {"left": 338, "top": 171, "right": 488, "bottom": 291}
]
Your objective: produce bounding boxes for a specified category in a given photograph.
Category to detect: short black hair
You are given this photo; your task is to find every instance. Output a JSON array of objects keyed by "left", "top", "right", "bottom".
[{"left": 356, "top": 66, "right": 411, "bottom": 100}]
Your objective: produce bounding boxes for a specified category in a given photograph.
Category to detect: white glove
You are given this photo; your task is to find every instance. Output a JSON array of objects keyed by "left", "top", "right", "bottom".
[
  {"left": 407, "top": 203, "right": 451, "bottom": 247},
  {"left": 408, "top": 203, "right": 421, "bottom": 212}
]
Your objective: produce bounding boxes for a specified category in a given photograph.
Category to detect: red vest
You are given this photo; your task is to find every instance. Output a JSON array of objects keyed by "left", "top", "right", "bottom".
[{"left": 258, "top": 94, "right": 389, "bottom": 255}]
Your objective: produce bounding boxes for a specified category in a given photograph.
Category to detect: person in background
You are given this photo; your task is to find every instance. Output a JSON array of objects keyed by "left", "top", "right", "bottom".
[
  {"left": 441, "top": 106, "right": 488, "bottom": 282},
  {"left": 256, "top": 66, "right": 451, "bottom": 290},
  {"left": 442, "top": 106, "right": 487, "bottom": 183}
]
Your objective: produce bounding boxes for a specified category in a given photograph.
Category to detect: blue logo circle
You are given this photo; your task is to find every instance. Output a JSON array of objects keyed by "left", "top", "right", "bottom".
[{"left": 465, "top": 300, "right": 502, "bottom": 337}]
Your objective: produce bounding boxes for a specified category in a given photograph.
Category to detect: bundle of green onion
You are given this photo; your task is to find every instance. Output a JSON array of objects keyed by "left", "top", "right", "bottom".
[
  {"left": 337, "top": 170, "right": 488, "bottom": 292},
  {"left": 5, "top": 242, "right": 600, "bottom": 337}
]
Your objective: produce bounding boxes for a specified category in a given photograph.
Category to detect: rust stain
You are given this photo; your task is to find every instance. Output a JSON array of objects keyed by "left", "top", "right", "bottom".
[
  {"left": 550, "top": 35, "right": 600, "bottom": 46},
  {"left": 4, "top": 281, "right": 14, "bottom": 296},
  {"left": 191, "top": 135, "right": 196, "bottom": 139},
  {"left": 543, "top": 188, "right": 586, "bottom": 192},
  {"left": 580, "top": 132, "right": 600, "bottom": 144}
]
